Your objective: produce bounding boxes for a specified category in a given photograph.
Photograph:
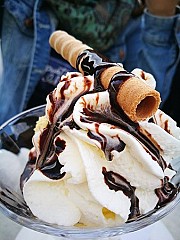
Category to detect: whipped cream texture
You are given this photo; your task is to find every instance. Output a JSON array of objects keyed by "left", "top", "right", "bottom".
[{"left": 21, "top": 72, "right": 180, "bottom": 227}]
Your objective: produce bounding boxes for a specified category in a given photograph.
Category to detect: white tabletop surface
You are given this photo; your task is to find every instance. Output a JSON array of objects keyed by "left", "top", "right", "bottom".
[{"left": 0, "top": 203, "right": 180, "bottom": 240}]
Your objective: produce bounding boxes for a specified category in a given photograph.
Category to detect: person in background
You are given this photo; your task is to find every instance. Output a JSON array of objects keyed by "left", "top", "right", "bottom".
[{"left": 0, "top": 0, "right": 179, "bottom": 125}]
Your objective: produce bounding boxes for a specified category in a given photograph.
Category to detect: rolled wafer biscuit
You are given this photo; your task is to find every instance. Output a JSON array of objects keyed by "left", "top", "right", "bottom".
[
  {"left": 49, "top": 30, "right": 161, "bottom": 122},
  {"left": 100, "top": 67, "right": 161, "bottom": 122},
  {"left": 118, "top": 77, "right": 160, "bottom": 122},
  {"left": 49, "top": 30, "right": 92, "bottom": 69}
]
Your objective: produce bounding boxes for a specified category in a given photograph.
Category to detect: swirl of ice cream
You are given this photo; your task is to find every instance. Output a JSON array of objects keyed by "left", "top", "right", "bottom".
[{"left": 21, "top": 71, "right": 180, "bottom": 227}]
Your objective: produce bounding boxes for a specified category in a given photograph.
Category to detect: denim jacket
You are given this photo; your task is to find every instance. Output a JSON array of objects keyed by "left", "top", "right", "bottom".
[
  {"left": 0, "top": 0, "right": 57, "bottom": 125},
  {"left": 0, "top": 0, "right": 180, "bottom": 125},
  {"left": 105, "top": 8, "right": 180, "bottom": 105}
]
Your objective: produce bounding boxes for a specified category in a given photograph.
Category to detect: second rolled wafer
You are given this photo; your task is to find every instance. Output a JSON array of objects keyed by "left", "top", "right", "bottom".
[
  {"left": 118, "top": 78, "right": 160, "bottom": 122},
  {"left": 100, "top": 67, "right": 161, "bottom": 122},
  {"left": 49, "top": 30, "right": 92, "bottom": 69}
]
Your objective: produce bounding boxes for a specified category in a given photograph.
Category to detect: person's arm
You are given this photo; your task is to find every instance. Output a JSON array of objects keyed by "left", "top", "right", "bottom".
[{"left": 145, "top": 0, "right": 178, "bottom": 16}]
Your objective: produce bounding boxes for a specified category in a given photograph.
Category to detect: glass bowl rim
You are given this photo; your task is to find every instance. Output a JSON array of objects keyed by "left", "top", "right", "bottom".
[{"left": 0, "top": 105, "right": 180, "bottom": 238}]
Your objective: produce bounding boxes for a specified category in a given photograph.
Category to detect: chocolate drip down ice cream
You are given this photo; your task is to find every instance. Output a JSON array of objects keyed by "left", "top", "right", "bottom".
[{"left": 20, "top": 31, "right": 180, "bottom": 227}]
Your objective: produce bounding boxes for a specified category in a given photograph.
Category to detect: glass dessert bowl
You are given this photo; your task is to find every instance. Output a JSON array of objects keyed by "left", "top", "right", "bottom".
[{"left": 0, "top": 105, "right": 180, "bottom": 239}]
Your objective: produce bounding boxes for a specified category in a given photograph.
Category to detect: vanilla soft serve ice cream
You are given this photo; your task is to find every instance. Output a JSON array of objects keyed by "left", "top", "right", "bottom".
[{"left": 21, "top": 71, "right": 180, "bottom": 227}]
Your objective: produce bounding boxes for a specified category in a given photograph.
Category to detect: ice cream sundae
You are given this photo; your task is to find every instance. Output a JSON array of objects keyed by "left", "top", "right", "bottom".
[{"left": 20, "top": 31, "right": 180, "bottom": 227}]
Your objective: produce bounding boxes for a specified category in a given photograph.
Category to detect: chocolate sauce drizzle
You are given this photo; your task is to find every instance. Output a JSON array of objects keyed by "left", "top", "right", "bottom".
[
  {"left": 22, "top": 50, "right": 178, "bottom": 219},
  {"left": 77, "top": 49, "right": 121, "bottom": 91},
  {"left": 34, "top": 73, "right": 93, "bottom": 178},
  {"left": 81, "top": 103, "right": 166, "bottom": 170},
  {"left": 40, "top": 137, "right": 66, "bottom": 179},
  {"left": 155, "top": 176, "right": 178, "bottom": 208},
  {"left": 102, "top": 167, "right": 140, "bottom": 220},
  {"left": 41, "top": 153, "right": 65, "bottom": 180},
  {"left": 87, "top": 124, "right": 125, "bottom": 161},
  {"left": 108, "top": 71, "right": 134, "bottom": 107}
]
